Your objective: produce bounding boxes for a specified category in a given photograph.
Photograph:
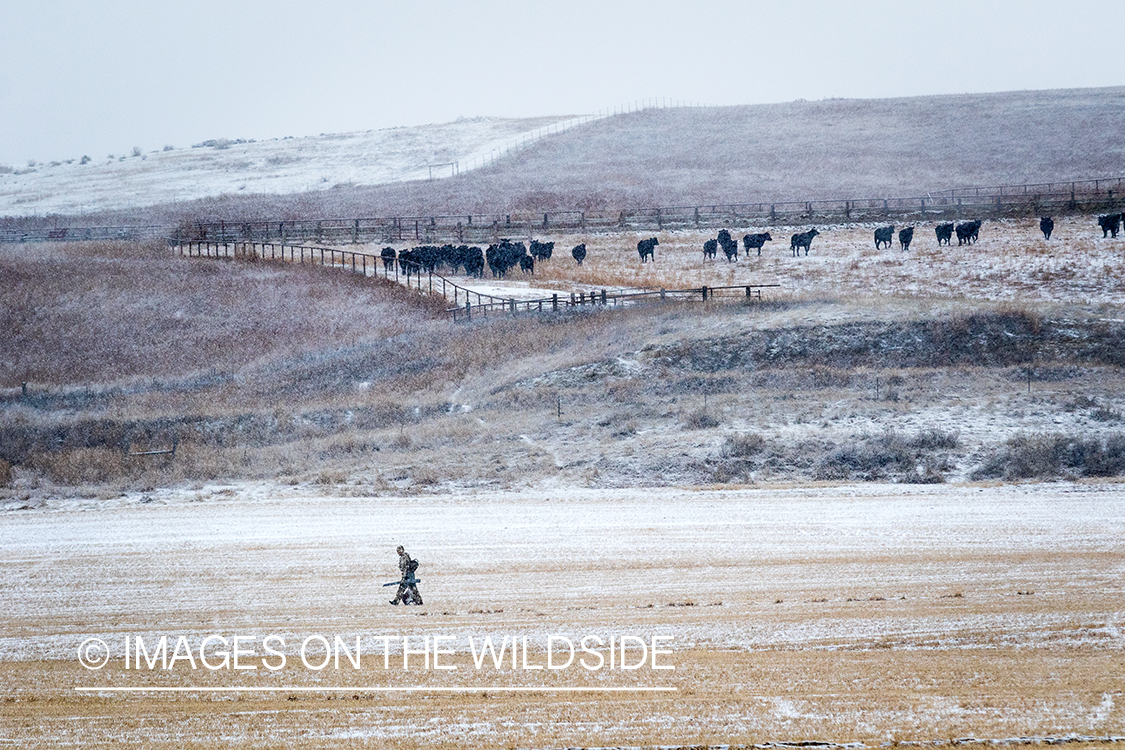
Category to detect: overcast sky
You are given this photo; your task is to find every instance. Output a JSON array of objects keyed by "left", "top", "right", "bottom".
[{"left": 2, "top": 0, "right": 1122, "bottom": 166}]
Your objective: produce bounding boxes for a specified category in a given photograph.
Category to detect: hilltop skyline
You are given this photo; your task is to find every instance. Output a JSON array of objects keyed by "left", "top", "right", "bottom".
[{"left": 2, "top": 0, "right": 1123, "bottom": 167}]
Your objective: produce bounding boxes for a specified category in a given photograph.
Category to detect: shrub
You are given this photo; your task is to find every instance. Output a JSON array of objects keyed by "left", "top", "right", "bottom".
[
  {"left": 723, "top": 433, "right": 765, "bottom": 458},
  {"left": 682, "top": 408, "right": 720, "bottom": 429},
  {"left": 971, "top": 433, "right": 1125, "bottom": 481},
  {"left": 814, "top": 428, "right": 959, "bottom": 482}
]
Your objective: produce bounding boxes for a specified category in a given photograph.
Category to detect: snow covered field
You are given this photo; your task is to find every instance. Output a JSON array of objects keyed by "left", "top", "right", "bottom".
[
  {"left": 0, "top": 114, "right": 581, "bottom": 216},
  {"left": 1, "top": 483, "right": 1122, "bottom": 747},
  {"left": 405, "top": 214, "right": 1125, "bottom": 307}
]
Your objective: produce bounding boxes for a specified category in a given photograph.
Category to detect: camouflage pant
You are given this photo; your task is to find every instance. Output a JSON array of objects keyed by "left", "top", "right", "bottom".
[{"left": 394, "top": 581, "right": 422, "bottom": 605}]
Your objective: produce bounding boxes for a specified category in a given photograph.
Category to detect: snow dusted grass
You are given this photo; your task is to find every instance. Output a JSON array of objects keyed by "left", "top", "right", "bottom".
[
  {"left": 4, "top": 230, "right": 1125, "bottom": 494},
  {"left": 431, "top": 214, "right": 1125, "bottom": 306},
  {"left": 0, "top": 240, "right": 444, "bottom": 387},
  {"left": 1, "top": 485, "right": 1122, "bottom": 747},
  {"left": 5, "top": 87, "right": 1125, "bottom": 224},
  {"left": 3, "top": 238, "right": 1125, "bottom": 747},
  {"left": 0, "top": 115, "right": 578, "bottom": 216}
]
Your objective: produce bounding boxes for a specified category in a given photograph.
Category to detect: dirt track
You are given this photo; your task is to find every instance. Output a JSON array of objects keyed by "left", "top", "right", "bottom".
[{"left": 2, "top": 482, "right": 1123, "bottom": 748}]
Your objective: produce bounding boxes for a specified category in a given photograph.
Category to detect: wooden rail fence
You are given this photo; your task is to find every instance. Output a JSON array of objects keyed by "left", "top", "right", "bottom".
[
  {"left": 7, "top": 175, "right": 1123, "bottom": 245},
  {"left": 168, "top": 239, "right": 780, "bottom": 322},
  {"left": 170, "top": 176, "right": 1125, "bottom": 246}
]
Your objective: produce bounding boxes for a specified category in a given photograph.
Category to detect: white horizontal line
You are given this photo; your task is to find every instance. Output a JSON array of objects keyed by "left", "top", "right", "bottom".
[{"left": 75, "top": 686, "right": 677, "bottom": 693}]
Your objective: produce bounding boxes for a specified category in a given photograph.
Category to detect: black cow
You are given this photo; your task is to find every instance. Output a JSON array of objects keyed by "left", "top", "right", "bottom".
[
  {"left": 898, "top": 227, "right": 914, "bottom": 252},
  {"left": 955, "top": 220, "right": 981, "bottom": 246},
  {"left": 520, "top": 254, "right": 535, "bottom": 274},
  {"left": 874, "top": 225, "right": 895, "bottom": 250},
  {"left": 380, "top": 247, "right": 396, "bottom": 272},
  {"left": 529, "top": 239, "right": 555, "bottom": 261},
  {"left": 637, "top": 237, "right": 659, "bottom": 263},
  {"left": 410, "top": 245, "right": 442, "bottom": 273},
  {"left": 718, "top": 233, "right": 739, "bottom": 261},
  {"left": 702, "top": 239, "right": 718, "bottom": 259},
  {"left": 743, "top": 232, "right": 772, "bottom": 256},
  {"left": 486, "top": 239, "right": 527, "bottom": 278},
  {"left": 1039, "top": 217, "right": 1054, "bottom": 240},
  {"left": 571, "top": 243, "right": 587, "bottom": 266},
  {"left": 462, "top": 246, "right": 485, "bottom": 277},
  {"left": 398, "top": 248, "right": 419, "bottom": 280},
  {"left": 1098, "top": 213, "right": 1121, "bottom": 238},
  {"left": 935, "top": 223, "right": 955, "bottom": 246},
  {"left": 790, "top": 228, "right": 819, "bottom": 256},
  {"left": 438, "top": 244, "right": 462, "bottom": 274}
]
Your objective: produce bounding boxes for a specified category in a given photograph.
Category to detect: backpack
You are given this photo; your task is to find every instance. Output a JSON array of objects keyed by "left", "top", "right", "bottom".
[{"left": 406, "top": 558, "right": 419, "bottom": 575}]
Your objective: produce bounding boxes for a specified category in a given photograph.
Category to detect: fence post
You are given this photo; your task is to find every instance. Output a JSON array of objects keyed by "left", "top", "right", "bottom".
[
  {"left": 601, "top": 289, "right": 607, "bottom": 305},
  {"left": 701, "top": 285, "right": 708, "bottom": 301},
  {"left": 553, "top": 293, "right": 558, "bottom": 311},
  {"left": 466, "top": 301, "right": 471, "bottom": 321}
]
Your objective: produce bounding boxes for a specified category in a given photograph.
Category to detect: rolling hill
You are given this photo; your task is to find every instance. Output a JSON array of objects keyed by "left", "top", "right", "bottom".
[{"left": 2, "top": 86, "right": 1124, "bottom": 225}]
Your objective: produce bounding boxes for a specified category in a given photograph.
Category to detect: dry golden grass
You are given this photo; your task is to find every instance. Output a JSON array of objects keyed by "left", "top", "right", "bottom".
[
  {"left": 410, "top": 215, "right": 1125, "bottom": 306},
  {"left": 3, "top": 649, "right": 1121, "bottom": 748},
  {"left": 1, "top": 487, "right": 1122, "bottom": 748},
  {"left": 4, "top": 229, "right": 1125, "bottom": 495}
]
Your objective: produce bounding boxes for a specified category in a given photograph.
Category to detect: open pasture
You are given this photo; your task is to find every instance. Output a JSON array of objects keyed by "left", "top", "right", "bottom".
[
  {"left": 1, "top": 483, "right": 1123, "bottom": 748},
  {"left": 399, "top": 214, "right": 1125, "bottom": 307}
]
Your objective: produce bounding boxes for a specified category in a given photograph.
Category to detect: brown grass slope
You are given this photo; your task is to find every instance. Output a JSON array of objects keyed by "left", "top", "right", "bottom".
[
  {"left": 58, "top": 86, "right": 1125, "bottom": 226},
  {"left": 4, "top": 234, "right": 1125, "bottom": 495}
]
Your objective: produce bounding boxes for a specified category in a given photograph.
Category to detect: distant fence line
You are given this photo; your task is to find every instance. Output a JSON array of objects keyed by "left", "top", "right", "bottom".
[
  {"left": 167, "top": 239, "right": 779, "bottom": 322},
  {"left": 5, "top": 175, "right": 1123, "bottom": 245},
  {"left": 0, "top": 224, "right": 168, "bottom": 243},
  {"left": 177, "top": 176, "right": 1125, "bottom": 245}
]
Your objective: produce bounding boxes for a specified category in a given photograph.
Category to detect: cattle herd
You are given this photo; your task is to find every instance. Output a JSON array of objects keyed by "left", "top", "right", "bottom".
[
  {"left": 372, "top": 214, "right": 1124, "bottom": 280},
  {"left": 378, "top": 238, "right": 589, "bottom": 279}
]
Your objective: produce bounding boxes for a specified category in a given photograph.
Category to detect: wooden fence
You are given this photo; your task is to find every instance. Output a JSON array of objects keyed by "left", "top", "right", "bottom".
[
  {"left": 6, "top": 175, "right": 1124, "bottom": 246},
  {"left": 0, "top": 224, "right": 167, "bottom": 243},
  {"left": 168, "top": 239, "right": 780, "bottom": 322},
  {"left": 170, "top": 176, "right": 1125, "bottom": 246}
]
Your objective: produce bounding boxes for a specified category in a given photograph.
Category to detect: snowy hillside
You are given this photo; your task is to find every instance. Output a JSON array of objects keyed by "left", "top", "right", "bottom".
[
  {"left": 0, "top": 115, "right": 580, "bottom": 217},
  {"left": 4, "top": 87, "right": 1125, "bottom": 222}
]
